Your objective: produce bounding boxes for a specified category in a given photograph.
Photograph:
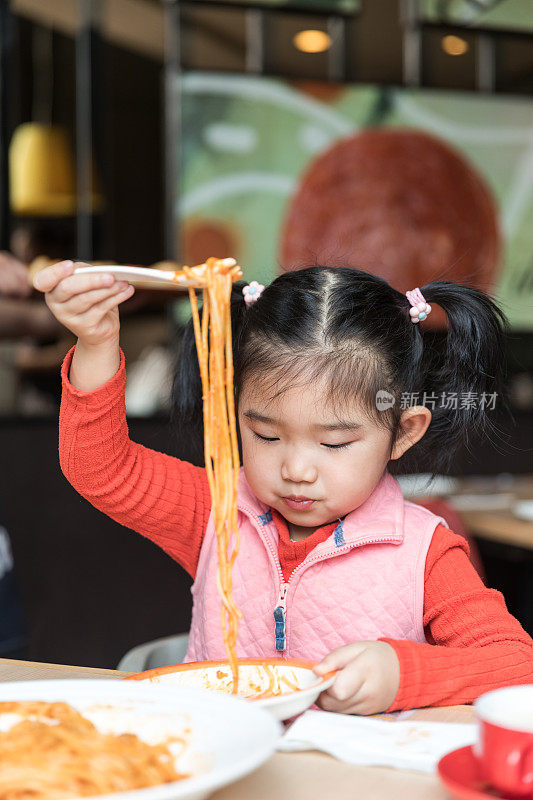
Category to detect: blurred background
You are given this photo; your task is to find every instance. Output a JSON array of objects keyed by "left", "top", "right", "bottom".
[{"left": 0, "top": 0, "right": 532, "bottom": 669}]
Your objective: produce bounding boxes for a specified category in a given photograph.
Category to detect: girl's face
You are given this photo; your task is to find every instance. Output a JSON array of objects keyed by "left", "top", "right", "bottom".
[{"left": 238, "top": 376, "right": 397, "bottom": 538}]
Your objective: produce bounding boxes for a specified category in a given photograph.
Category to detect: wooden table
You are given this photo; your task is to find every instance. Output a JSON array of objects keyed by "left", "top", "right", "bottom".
[
  {"left": 459, "top": 507, "right": 533, "bottom": 550},
  {"left": 0, "top": 657, "right": 472, "bottom": 800},
  {"left": 429, "top": 475, "right": 533, "bottom": 550}
]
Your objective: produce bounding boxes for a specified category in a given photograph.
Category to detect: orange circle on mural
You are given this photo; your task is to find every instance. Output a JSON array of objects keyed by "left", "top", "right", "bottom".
[
  {"left": 279, "top": 129, "right": 500, "bottom": 327},
  {"left": 182, "top": 219, "right": 239, "bottom": 267}
]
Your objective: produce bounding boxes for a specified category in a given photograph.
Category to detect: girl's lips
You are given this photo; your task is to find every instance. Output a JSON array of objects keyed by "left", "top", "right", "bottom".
[{"left": 283, "top": 497, "right": 316, "bottom": 510}]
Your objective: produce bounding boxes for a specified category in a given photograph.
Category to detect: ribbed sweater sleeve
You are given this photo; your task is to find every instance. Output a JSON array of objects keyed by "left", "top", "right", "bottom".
[
  {"left": 59, "top": 346, "right": 211, "bottom": 577},
  {"left": 383, "top": 525, "right": 533, "bottom": 711}
]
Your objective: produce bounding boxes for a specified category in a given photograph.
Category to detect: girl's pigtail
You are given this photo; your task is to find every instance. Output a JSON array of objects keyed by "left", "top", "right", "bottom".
[
  {"left": 171, "top": 281, "right": 249, "bottom": 466},
  {"left": 416, "top": 280, "right": 509, "bottom": 471},
  {"left": 171, "top": 293, "right": 205, "bottom": 466},
  {"left": 229, "top": 280, "right": 252, "bottom": 360}
]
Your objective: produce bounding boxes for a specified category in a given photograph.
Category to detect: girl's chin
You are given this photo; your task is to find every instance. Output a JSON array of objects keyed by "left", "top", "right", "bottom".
[
  {"left": 283, "top": 505, "right": 343, "bottom": 527},
  {"left": 253, "top": 491, "right": 338, "bottom": 525},
  {"left": 276, "top": 503, "right": 333, "bottom": 525}
]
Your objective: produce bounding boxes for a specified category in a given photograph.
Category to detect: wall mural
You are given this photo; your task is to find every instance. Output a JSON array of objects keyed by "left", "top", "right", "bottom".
[
  {"left": 422, "top": 0, "right": 533, "bottom": 32},
  {"left": 205, "top": 0, "right": 359, "bottom": 9},
  {"left": 177, "top": 73, "right": 533, "bottom": 329}
]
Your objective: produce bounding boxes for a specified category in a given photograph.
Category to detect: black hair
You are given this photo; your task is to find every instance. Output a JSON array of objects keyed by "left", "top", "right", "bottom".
[{"left": 172, "top": 266, "right": 509, "bottom": 475}]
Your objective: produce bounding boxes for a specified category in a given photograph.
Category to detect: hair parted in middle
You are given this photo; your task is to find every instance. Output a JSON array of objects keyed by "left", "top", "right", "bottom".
[{"left": 173, "top": 265, "right": 508, "bottom": 476}]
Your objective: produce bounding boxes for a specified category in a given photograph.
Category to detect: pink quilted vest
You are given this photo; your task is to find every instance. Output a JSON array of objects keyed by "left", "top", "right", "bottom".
[{"left": 184, "top": 469, "right": 447, "bottom": 662}]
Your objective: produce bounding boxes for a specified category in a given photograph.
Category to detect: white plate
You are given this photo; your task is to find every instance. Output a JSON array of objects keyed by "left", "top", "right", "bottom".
[
  {"left": 448, "top": 493, "right": 515, "bottom": 511},
  {"left": 0, "top": 679, "right": 281, "bottom": 800},
  {"left": 127, "top": 659, "right": 337, "bottom": 722},
  {"left": 513, "top": 501, "right": 533, "bottom": 521}
]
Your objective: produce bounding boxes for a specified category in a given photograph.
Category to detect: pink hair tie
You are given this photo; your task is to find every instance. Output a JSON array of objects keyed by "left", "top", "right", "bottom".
[
  {"left": 406, "top": 287, "right": 431, "bottom": 323},
  {"left": 243, "top": 281, "right": 265, "bottom": 306}
]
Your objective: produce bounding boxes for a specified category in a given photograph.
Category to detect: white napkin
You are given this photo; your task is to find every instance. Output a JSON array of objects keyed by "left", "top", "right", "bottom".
[{"left": 278, "top": 710, "right": 476, "bottom": 773}]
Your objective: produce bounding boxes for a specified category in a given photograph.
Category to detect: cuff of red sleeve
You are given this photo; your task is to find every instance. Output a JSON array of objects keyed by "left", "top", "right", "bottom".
[
  {"left": 61, "top": 345, "right": 126, "bottom": 407},
  {"left": 380, "top": 637, "right": 424, "bottom": 713}
]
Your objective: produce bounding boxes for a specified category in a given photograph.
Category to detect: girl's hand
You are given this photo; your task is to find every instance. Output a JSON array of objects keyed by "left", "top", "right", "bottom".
[
  {"left": 314, "top": 641, "right": 400, "bottom": 715},
  {"left": 33, "top": 260, "right": 135, "bottom": 347}
]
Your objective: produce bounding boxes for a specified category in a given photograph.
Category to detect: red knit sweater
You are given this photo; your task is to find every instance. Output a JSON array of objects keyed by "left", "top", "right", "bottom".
[{"left": 59, "top": 348, "right": 533, "bottom": 711}]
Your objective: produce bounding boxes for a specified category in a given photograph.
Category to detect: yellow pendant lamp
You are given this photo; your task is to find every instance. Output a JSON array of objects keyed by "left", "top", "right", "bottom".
[
  {"left": 9, "top": 27, "right": 103, "bottom": 217},
  {"left": 9, "top": 123, "right": 77, "bottom": 216}
]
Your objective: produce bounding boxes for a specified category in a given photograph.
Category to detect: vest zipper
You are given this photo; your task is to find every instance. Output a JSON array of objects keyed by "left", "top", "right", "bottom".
[
  {"left": 274, "top": 581, "right": 289, "bottom": 651},
  {"left": 238, "top": 505, "right": 293, "bottom": 654},
  {"left": 238, "top": 503, "right": 400, "bottom": 655}
]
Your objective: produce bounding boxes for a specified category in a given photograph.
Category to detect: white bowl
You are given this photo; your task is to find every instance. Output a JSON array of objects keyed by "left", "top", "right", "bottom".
[
  {"left": 0, "top": 679, "right": 281, "bottom": 800},
  {"left": 513, "top": 501, "right": 533, "bottom": 521},
  {"left": 397, "top": 473, "right": 459, "bottom": 498},
  {"left": 127, "top": 658, "right": 337, "bottom": 721}
]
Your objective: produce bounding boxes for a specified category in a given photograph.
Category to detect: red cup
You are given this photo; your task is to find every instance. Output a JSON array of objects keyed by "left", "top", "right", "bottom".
[{"left": 475, "top": 686, "right": 533, "bottom": 798}]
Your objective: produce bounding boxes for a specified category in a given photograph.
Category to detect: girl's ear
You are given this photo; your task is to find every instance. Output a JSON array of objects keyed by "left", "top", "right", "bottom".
[{"left": 390, "top": 406, "right": 432, "bottom": 460}]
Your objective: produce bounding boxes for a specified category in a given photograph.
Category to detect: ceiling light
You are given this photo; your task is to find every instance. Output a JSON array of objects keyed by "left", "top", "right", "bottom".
[
  {"left": 293, "top": 30, "right": 332, "bottom": 54},
  {"left": 442, "top": 35, "right": 469, "bottom": 56}
]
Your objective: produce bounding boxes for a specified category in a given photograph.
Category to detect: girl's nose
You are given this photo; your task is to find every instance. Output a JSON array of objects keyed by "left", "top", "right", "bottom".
[{"left": 281, "top": 450, "right": 318, "bottom": 484}]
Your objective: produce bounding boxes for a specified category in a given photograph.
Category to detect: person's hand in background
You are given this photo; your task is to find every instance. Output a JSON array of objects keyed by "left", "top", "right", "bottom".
[
  {"left": 0, "top": 252, "right": 63, "bottom": 341},
  {"left": 0, "top": 252, "right": 31, "bottom": 297}
]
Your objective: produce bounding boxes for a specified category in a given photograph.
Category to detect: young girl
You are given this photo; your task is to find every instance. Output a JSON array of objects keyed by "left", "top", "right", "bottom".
[{"left": 35, "top": 261, "right": 533, "bottom": 715}]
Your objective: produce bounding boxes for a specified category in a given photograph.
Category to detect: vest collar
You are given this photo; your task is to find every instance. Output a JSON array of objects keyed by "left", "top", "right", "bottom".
[{"left": 236, "top": 468, "right": 405, "bottom": 549}]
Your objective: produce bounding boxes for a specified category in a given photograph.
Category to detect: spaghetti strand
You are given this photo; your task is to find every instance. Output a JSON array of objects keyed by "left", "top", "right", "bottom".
[{"left": 179, "top": 258, "right": 243, "bottom": 692}]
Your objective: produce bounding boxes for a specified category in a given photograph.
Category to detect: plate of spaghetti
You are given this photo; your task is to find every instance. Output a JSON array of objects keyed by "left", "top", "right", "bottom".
[
  {"left": 0, "top": 678, "right": 280, "bottom": 800},
  {"left": 126, "top": 658, "right": 337, "bottom": 721}
]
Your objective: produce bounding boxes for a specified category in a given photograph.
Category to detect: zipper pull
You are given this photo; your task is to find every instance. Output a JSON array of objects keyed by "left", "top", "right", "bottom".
[{"left": 273, "top": 583, "right": 288, "bottom": 652}]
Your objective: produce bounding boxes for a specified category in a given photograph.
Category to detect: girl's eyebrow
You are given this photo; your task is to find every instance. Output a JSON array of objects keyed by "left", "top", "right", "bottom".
[{"left": 243, "top": 409, "right": 362, "bottom": 431}]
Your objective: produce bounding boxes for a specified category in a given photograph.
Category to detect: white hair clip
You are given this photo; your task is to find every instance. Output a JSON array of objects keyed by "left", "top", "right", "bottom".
[{"left": 242, "top": 281, "right": 265, "bottom": 306}]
